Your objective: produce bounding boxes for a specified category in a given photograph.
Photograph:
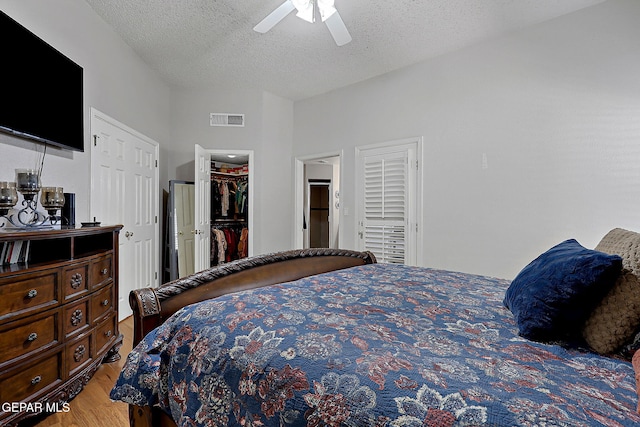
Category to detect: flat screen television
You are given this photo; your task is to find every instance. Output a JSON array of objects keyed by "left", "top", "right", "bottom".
[{"left": 0, "top": 11, "right": 84, "bottom": 152}]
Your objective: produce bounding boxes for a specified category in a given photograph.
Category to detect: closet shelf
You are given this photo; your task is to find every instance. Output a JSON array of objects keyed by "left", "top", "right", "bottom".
[{"left": 211, "top": 171, "right": 248, "bottom": 177}]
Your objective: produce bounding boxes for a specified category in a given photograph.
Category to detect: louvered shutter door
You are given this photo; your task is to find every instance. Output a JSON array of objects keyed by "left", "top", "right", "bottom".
[{"left": 362, "top": 151, "right": 408, "bottom": 264}]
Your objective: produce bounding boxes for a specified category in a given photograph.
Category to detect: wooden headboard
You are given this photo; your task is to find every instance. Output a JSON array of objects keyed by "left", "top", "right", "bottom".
[{"left": 129, "top": 248, "right": 377, "bottom": 345}]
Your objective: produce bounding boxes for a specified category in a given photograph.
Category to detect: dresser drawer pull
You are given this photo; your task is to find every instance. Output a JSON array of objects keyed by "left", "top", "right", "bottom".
[
  {"left": 70, "top": 309, "right": 84, "bottom": 326},
  {"left": 101, "top": 299, "right": 110, "bottom": 307},
  {"left": 74, "top": 344, "right": 86, "bottom": 362},
  {"left": 70, "top": 273, "right": 83, "bottom": 289},
  {"left": 104, "top": 330, "right": 112, "bottom": 338},
  {"left": 27, "top": 332, "right": 38, "bottom": 342},
  {"left": 26, "top": 289, "right": 38, "bottom": 299},
  {"left": 31, "top": 375, "right": 42, "bottom": 386},
  {"left": 101, "top": 268, "right": 109, "bottom": 275}
]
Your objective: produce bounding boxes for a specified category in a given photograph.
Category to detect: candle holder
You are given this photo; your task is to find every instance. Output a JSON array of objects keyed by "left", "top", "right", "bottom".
[
  {"left": 15, "top": 169, "right": 41, "bottom": 201},
  {"left": 0, "top": 182, "right": 18, "bottom": 216},
  {"left": 41, "top": 187, "right": 65, "bottom": 220},
  {"left": 0, "top": 170, "right": 64, "bottom": 228}
]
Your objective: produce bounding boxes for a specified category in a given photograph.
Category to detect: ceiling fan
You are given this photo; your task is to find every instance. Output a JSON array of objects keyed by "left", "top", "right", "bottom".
[{"left": 253, "top": 0, "right": 352, "bottom": 46}]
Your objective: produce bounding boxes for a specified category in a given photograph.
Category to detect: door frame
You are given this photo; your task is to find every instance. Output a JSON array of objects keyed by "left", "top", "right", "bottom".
[{"left": 293, "top": 151, "right": 343, "bottom": 249}]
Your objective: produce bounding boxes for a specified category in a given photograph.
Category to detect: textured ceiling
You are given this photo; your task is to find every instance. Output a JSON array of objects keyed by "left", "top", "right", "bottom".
[{"left": 84, "top": 0, "right": 605, "bottom": 101}]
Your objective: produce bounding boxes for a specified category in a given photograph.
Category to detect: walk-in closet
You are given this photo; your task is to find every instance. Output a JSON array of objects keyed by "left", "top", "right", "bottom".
[{"left": 210, "top": 157, "right": 249, "bottom": 266}]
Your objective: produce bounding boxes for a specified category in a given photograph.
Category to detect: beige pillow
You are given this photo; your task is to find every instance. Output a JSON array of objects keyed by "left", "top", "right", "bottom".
[
  {"left": 595, "top": 228, "right": 640, "bottom": 276},
  {"left": 582, "top": 228, "right": 640, "bottom": 353},
  {"left": 582, "top": 270, "right": 640, "bottom": 354}
]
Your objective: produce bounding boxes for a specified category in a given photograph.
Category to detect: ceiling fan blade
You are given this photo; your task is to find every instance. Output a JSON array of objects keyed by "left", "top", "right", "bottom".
[
  {"left": 253, "top": 0, "right": 296, "bottom": 33},
  {"left": 325, "top": 10, "right": 352, "bottom": 46}
]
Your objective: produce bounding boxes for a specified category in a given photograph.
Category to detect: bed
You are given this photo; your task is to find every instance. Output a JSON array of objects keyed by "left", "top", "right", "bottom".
[{"left": 111, "top": 232, "right": 640, "bottom": 427}]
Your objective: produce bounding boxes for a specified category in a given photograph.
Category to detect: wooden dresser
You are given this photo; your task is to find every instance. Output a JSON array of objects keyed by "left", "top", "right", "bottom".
[{"left": 0, "top": 225, "right": 123, "bottom": 426}]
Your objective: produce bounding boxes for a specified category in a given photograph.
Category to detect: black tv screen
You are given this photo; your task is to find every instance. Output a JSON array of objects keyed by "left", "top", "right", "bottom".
[{"left": 0, "top": 11, "right": 84, "bottom": 152}]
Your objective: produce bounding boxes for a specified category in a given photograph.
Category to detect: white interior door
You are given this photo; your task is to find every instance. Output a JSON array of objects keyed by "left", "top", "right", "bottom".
[
  {"left": 194, "top": 144, "right": 211, "bottom": 272},
  {"left": 356, "top": 139, "right": 420, "bottom": 265},
  {"left": 90, "top": 108, "right": 159, "bottom": 320},
  {"left": 175, "top": 183, "right": 195, "bottom": 277}
]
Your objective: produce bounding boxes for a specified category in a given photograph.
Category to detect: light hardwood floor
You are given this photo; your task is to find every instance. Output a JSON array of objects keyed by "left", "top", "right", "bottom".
[{"left": 23, "top": 317, "right": 134, "bottom": 427}]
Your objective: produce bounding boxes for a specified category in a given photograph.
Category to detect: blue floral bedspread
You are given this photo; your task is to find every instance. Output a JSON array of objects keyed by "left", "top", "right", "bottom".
[{"left": 111, "top": 264, "right": 640, "bottom": 426}]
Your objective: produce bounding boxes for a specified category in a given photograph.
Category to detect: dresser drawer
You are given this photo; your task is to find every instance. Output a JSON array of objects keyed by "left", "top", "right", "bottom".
[
  {"left": 62, "top": 261, "right": 90, "bottom": 301},
  {"left": 91, "top": 283, "right": 113, "bottom": 323},
  {"left": 95, "top": 313, "right": 117, "bottom": 355},
  {"left": 63, "top": 297, "right": 90, "bottom": 338},
  {"left": 66, "top": 333, "right": 92, "bottom": 376},
  {"left": 0, "top": 311, "right": 59, "bottom": 366},
  {"left": 0, "top": 350, "right": 63, "bottom": 404},
  {"left": 0, "top": 270, "right": 59, "bottom": 321},
  {"left": 89, "top": 254, "right": 112, "bottom": 289}
]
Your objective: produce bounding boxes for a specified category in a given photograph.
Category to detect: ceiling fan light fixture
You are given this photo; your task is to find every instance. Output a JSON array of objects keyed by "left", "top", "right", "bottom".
[
  {"left": 292, "top": 0, "right": 315, "bottom": 23},
  {"left": 254, "top": 0, "right": 351, "bottom": 46},
  {"left": 317, "top": 0, "right": 337, "bottom": 21}
]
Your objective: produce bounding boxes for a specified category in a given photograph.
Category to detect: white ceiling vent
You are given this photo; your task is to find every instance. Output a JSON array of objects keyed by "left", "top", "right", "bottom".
[{"left": 210, "top": 113, "right": 245, "bottom": 127}]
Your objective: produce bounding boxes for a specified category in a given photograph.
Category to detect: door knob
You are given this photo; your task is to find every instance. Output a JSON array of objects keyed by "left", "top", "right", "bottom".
[{"left": 125, "top": 231, "right": 134, "bottom": 239}]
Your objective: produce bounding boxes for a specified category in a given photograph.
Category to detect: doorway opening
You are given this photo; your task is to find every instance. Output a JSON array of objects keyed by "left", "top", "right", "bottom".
[
  {"left": 294, "top": 153, "right": 341, "bottom": 249},
  {"left": 194, "top": 147, "right": 254, "bottom": 273},
  {"left": 308, "top": 181, "right": 331, "bottom": 248}
]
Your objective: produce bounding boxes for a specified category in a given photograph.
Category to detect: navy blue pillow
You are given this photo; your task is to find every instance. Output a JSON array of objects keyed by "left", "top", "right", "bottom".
[{"left": 504, "top": 239, "right": 622, "bottom": 342}]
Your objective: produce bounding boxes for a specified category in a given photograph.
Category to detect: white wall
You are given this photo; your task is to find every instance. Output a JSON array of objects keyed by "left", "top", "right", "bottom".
[
  {"left": 168, "top": 87, "right": 294, "bottom": 255},
  {"left": 260, "top": 91, "right": 294, "bottom": 253},
  {"left": 0, "top": 0, "right": 171, "bottom": 222},
  {"left": 293, "top": 0, "right": 640, "bottom": 279}
]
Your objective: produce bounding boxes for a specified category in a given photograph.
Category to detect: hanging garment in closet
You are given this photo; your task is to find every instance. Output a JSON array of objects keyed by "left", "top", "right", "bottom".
[
  {"left": 211, "top": 182, "right": 222, "bottom": 218},
  {"left": 238, "top": 227, "right": 249, "bottom": 259},
  {"left": 223, "top": 228, "right": 238, "bottom": 263},
  {"left": 228, "top": 182, "right": 238, "bottom": 216},
  {"left": 236, "top": 181, "right": 245, "bottom": 213},
  {"left": 221, "top": 182, "right": 230, "bottom": 217},
  {"left": 211, "top": 228, "right": 227, "bottom": 265}
]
